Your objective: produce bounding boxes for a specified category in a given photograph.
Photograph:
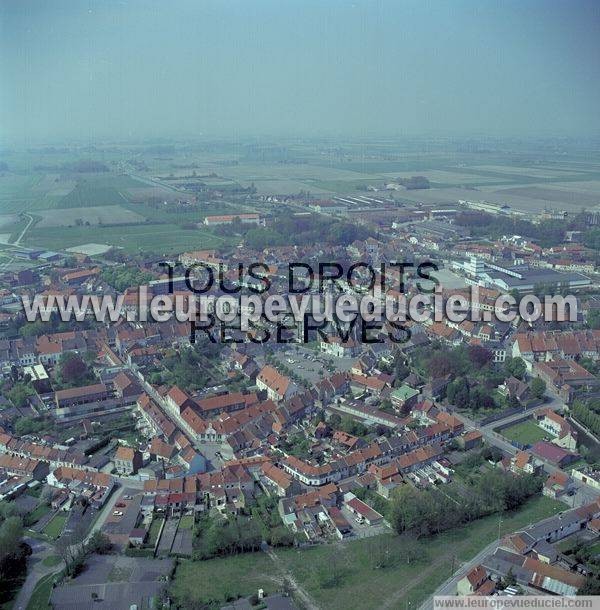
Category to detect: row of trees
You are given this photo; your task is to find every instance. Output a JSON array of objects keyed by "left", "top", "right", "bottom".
[
  {"left": 388, "top": 469, "right": 541, "bottom": 538},
  {"left": 571, "top": 400, "right": 600, "bottom": 438}
]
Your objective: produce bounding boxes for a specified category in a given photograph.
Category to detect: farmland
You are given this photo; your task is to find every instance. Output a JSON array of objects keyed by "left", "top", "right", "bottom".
[
  {"left": 2, "top": 141, "right": 600, "bottom": 257},
  {"left": 25, "top": 222, "right": 231, "bottom": 254},
  {"left": 35, "top": 205, "right": 146, "bottom": 227}
]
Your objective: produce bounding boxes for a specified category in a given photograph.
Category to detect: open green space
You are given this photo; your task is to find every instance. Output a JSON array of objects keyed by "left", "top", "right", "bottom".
[
  {"left": 170, "top": 552, "right": 277, "bottom": 607},
  {"left": 24, "top": 222, "right": 231, "bottom": 254},
  {"left": 171, "top": 495, "right": 563, "bottom": 609},
  {"left": 42, "top": 512, "right": 68, "bottom": 539},
  {"left": 41, "top": 555, "right": 61, "bottom": 568},
  {"left": 499, "top": 419, "right": 549, "bottom": 446},
  {"left": 25, "top": 572, "right": 57, "bottom": 610}
]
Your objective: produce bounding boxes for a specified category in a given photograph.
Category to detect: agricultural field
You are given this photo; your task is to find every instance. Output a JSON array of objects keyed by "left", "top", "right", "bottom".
[
  {"left": 35, "top": 205, "right": 146, "bottom": 227},
  {"left": 3, "top": 145, "right": 600, "bottom": 242},
  {"left": 499, "top": 419, "right": 549, "bottom": 446},
  {"left": 57, "top": 174, "right": 142, "bottom": 208},
  {"left": 25, "top": 221, "right": 231, "bottom": 254}
]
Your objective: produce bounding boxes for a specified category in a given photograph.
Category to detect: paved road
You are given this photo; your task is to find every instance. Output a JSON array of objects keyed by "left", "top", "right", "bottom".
[
  {"left": 417, "top": 503, "right": 597, "bottom": 610},
  {"left": 84, "top": 485, "right": 127, "bottom": 544},
  {"left": 457, "top": 402, "right": 599, "bottom": 505}
]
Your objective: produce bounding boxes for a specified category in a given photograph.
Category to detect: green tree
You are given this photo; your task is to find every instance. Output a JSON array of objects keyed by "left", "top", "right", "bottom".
[
  {"left": 505, "top": 357, "right": 527, "bottom": 380},
  {"left": 530, "top": 378, "right": 546, "bottom": 399}
]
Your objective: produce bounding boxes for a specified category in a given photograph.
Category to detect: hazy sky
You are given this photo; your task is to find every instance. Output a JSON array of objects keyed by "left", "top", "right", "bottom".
[{"left": 1, "top": 0, "right": 600, "bottom": 143}]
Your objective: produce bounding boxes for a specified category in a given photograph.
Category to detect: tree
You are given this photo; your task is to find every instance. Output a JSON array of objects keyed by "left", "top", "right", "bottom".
[
  {"left": 505, "top": 357, "right": 527, "bottom": 381},
  {"left": 58, "top": 352, "right": 91, "bottom": 387},
  {"left": 530, "top": 378, "right": 546, "bottom": 399},
  {"left": 468, "top": 345, "right": 492, "bottom": 368},
  {"left": 6, "top": 383, "right": 33, "bottom": 408},
  {"left": 14, "top": 416, "right": 49, "bottom": 436},
  {"left": 87, "top": 530, "right": 112, "bottom": 554}
]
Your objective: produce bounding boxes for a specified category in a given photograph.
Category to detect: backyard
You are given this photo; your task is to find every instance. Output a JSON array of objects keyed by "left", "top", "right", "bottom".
[{"left": 42, "top": 512, "right": 68, "bottom": 540}]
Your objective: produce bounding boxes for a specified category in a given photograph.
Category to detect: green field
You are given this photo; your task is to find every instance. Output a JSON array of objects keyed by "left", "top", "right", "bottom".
[
  {"left": 42, "top": 512, "right": 68, "bottom": 539},
  {"left": 0, "top": 173, "right": 143, "bottom": 213},
  {"left": 24, "top": 222, "right": 232, "bottom": 254},
  {"left": 25, "top": 572, "right": 57, "bottom": 610},
  {"left": 500, "top": 419, "right": 549, "bottom": 446},
  {"left": 41, "top": 555, "right": 61, "bottom": 568},
  {"left": 171, "top": 495, "right": 563, "bottom": 609},
  {"left": 170, "top": 553, "right": 276, "bottom": 606}
]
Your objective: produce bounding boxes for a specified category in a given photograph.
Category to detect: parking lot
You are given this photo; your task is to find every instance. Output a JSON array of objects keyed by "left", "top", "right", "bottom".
[
  {"left": 257, "top": 344, "right": 355, "bottom": 384},
  {"left": 102, "top": 489, "right": 142, "bottom": 547}
]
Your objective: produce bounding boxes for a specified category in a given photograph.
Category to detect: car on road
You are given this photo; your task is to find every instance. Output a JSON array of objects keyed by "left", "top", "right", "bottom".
[
  {"left": 115, "top": 502, "right": 126, "bottom": 508},
  {"left": 112, "top": 511, "right": 123, "bottom": 517}
]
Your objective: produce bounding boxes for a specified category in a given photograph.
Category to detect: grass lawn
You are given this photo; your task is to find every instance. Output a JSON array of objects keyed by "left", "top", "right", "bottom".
[
  {"left": 587, "top": 541, "right": 600, "bottom": 556},
  {"left": 42, "top": 513, "right": 68, "bottom": 540},
  {"left": 24, "top": 503, "right": 50, "bottom": 526},
  {"left": 146, "top": 517, "right": 164, "bottom": 547},
  {"left": 169, "top": 496, "right": 563, "bottom": 610},
  {"left": 41, "top": 555, "right": 61, "bottom": 568},
  {"left": 25, "top": 572, "right": 58, "bottom": 610},
  {"left": 24, "top": 222, "right": 232, "bottom": 254},
  {"left": 500, "top": 419, "right": 548, "bottom": 446},
  {"left": 170, "top": 552, "right": 276, "bottom": 606},
  {"left": 179, "top": 515, "right": 194, "bottom": 530}
]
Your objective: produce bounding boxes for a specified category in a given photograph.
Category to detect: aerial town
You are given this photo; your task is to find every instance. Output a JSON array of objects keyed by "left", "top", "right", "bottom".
[{"left": 2, "top": 2, "right": 600, "bottom": 610}]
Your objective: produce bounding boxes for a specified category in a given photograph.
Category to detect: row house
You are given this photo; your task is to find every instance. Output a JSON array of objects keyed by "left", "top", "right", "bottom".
[
  {"left": 47, "top": 467, "right": 114, "bottom": 509},
  {"left": 513, "top": 330, "right": 600, "bottom": 364},
  {"left": 0, "top": 433, "right": 90, "bottom": 471},
  {"left": 136, "top": 393, "right": 178, "bottom": 444},
  {"left": 195, "top": 391, "right": 259, "bottom": 417},
  {"left": 261, "top": 462, "right": 299, "bottom": 497},
  {"left": 0, "top": 453, "right": 49, "bottom": 480}
]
